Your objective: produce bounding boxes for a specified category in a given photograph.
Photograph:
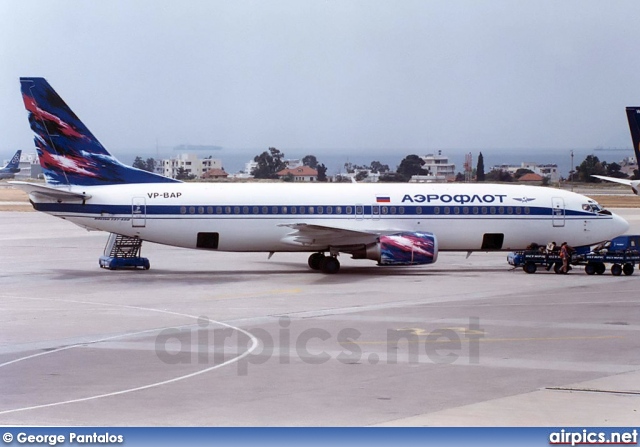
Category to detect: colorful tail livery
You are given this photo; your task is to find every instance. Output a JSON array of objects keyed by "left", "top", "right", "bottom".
[
  {"left": 20, "top": 77, "right": 177, "bottom": 186},
  {"left": 0, "top": 150, "right": 22, "bottom": 179}
]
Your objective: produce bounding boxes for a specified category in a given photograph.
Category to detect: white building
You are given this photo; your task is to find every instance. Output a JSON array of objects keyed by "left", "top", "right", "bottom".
[
  {"left": 161, "top": 153, "right": 223, "bottom": 179},
  {"left": 411, "top": 151, "right": 456, "bottom": 182}
]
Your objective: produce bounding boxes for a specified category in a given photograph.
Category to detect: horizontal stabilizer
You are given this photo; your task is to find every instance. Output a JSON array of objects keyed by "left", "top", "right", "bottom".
[
  {"left": 8, "top": 181, "right": 91, "bottom": 200},
  {"left": 591, "top": 175, "right": 640, "bottom": 195}
]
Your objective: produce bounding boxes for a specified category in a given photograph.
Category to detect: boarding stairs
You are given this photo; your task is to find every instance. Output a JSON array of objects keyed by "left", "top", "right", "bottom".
[{"left": 99, "top": 233, "right": 150, "bottom": 270}]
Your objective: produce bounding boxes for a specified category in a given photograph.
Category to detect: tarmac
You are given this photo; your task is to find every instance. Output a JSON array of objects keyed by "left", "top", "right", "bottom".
[{"left": 0, "top": 209, "right": 638, "bottom": 426}]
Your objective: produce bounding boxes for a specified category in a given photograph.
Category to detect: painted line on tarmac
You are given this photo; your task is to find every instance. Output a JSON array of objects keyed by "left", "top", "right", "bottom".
[{"left": 0, "top": 296, "right": 259, "bottom": 416}]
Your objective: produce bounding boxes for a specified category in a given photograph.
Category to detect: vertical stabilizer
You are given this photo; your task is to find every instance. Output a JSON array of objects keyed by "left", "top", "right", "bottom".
[
  {"left": 625, "top": 107, "right": 640, "bottom": 164},
  {"left": 20, "top": 77, "right": 178, "bottom": 186}
]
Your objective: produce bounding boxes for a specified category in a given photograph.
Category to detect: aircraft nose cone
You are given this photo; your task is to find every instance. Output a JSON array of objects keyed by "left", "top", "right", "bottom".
[{"left": 612, "top": 212, "right": 630, "bottom": 236}]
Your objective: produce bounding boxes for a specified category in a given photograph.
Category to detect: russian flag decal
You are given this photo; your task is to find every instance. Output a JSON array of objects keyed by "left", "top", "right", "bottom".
[{"left": 376, "top": 196, "right": 391, "bottom": 203}]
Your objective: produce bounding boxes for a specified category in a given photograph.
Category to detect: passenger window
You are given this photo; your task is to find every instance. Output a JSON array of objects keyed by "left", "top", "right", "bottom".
[
  {"left": 198, "top": 207, "right": 204, "bottom": 214},
  {"left": 317, "top": 206, "right": 323, "bottom": 214},
  {"left": 326, "top": 206, "right": 333, "bottom": 214},
  {"left": 189, "top": 206, "right": 195, "bottom": 214},
  {"left": 454, "top": 207, "right": 460, "bottom": 215},
  {"left": 253, "top": 206, "right": 259, "bottom": 214},
  {"left": 225, "top": 206, "right": 231, "bottom": 214},
  {"left": 234, "top": 206, "right": 240, "bottom": 214},
  {"left": 243, "top": 206, "right": 249, "bottom": 214},
  {"left": 216, "top": 206, "right": 222, "bottom": 214},
  {"left": 463, "top": 207, "right": 469, "bottom": 215},
  {"left": 281, "top": 206, "right": 287, "bottom": 214},
  {"left": 473, "top": 207, "right": 479, "bottom": 215},
  {"left": 481, "top": 207, "right": 487, "bottom": 215},
  {"left": 434, "top": 207, "right": 440, "bottom": 215},
  {"left": 335, "top": 206, "right": 342, "bottom": 214},
  {"left": 180, "top": 206, "right": 186, "bottom": 214},
  {"left": 291, "top": 206, "right": 297, "bottom": 214},
  {"left": 346, "top": 206, "right": 353, "bottom": 214},
  {"left": 398, "top": 206, "right": 405, "bottom": 214},
  {"left": 299, "top": 206, "right": 306, "bottom": 214},
  {"left": 416, "top": 206, "right": 422, "bottom": 215},
  {"left": 207, "top": 206, "right": 213, "bottom": 214}
]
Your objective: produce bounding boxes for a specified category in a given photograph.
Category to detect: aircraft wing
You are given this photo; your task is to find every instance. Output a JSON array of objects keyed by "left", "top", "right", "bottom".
[
  {"left": 8, "top": 181, "right": 91, "bottom": 201},
  {"left": 278, "top": 222, "right": 400, "bottom": 247},
  {"left": 592, "top": 175, "right": 640, "bottom": 195}
]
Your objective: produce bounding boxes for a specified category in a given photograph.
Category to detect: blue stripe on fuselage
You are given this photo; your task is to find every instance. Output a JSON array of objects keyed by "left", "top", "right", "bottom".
[{"left": 32, "top": 202, "right": 599, "bottom": 218}]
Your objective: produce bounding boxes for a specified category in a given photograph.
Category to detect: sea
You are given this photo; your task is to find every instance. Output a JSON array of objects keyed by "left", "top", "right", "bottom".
[{"left": 112, "top": 147, "right": 633, "bottom": 178}]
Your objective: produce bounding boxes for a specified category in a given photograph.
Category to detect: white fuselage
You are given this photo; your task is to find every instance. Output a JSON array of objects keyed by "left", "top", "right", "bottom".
[{"left": 30, "top": 182, "right": 629, "bottom": 253}]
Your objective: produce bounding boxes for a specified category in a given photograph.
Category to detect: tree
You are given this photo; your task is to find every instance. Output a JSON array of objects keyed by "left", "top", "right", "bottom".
[
  {"left": 316, "top": 163, "right": 328, "bottom": 182},
  {"left": 302, "top": 155, "right": 319, "bottom": 169},
  {"left": 334, "top": 175, "right": 352, "bottom": 183},
  {"left": 355, "top": 171, "right": 369, "bottom": 181},
  {"left": 133, "top": 156, "right": 157, "bottom": 172},
  {"left": 370, "top": 161, "right": 390, "bottom": 174},
  {"left": 175, "top": 167, "right": 196, "bottom": 180},
  {"left": 252, "top": 147, "right": 286, "bottom": 179},
  {"left": 133, "top": 156, "right": 146, "bottom": 170},
  {"left": 145, "top": 158, "right": 157, "bottom": 173},
  {"left": 605, "top": 162, "right": 627, "bottom": 179},
  {"left": 476, "top": 152, "right": 485, "bottom": 182},
  {"left": 485, "top": 169, "right": 513, "bottom": 182},
  {"left": 576, "top": 155, "right": 606, "bottom": 182},
  {"left": 396, "top": 154, "right": 428, "bottom": 182}
]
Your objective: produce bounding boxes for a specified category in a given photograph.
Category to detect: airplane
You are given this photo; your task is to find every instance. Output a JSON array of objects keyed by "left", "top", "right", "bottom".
[
  {"left": 0, "top": 149, "right": 22, "bottom": 180},
  {"left": 10, "top": 77, "right": 629, "bottom": 273},
  {"left": 593, "top": 106, "right": 640, "bottom": 192}
]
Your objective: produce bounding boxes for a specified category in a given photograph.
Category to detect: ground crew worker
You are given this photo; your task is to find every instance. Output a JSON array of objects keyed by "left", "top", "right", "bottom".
[{"left": 560, "top": 242, "right": 570, "bottom": 274}]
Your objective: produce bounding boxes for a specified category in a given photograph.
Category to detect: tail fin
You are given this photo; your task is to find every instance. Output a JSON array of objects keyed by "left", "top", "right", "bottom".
[
  {"left": 4, "top": 150, "right": 21, "bottom": 172},
  {"left": 626, "top": 107, "right": 640, "bottom": 164},
  {"left": 20, "top": 77, "right": 178, "bottom": 186}
]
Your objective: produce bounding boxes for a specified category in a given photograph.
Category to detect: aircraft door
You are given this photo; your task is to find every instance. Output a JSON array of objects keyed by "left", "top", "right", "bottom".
[
  {"left": 552, "top": 197, "right": 565, "bottom": 227},
  {"left": 132, "top": 197, "right": 146, "bottom": 228}
]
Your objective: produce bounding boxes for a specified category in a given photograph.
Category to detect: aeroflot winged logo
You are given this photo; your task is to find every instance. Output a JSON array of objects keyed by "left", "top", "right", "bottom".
[{"left": 513, "top": 197, "right": 536, "bottom": 203}]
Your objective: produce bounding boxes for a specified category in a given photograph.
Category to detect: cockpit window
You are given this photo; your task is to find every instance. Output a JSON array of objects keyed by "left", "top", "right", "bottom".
[{"left": 582, "top": 203, "right": 603, "bottom": 213}]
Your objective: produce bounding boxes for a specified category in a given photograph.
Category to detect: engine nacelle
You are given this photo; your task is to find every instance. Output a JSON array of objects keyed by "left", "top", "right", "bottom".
[{"left": 354, "top": 232, "right": 438, "bottom": 266}]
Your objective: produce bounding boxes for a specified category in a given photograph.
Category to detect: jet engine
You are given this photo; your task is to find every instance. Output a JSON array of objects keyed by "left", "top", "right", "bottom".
[{"left": 351, "top": 232, "right": 438, "bottom": 266}]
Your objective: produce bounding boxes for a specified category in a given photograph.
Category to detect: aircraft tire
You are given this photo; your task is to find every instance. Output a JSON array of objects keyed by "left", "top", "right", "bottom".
[
  {"left": 320, "top": 257, "right": 340, "bottom": 274},
  {"left": 308, "top": 253, "right": 325, "bottom": 270},
  {"left": 623, "top": 263, "right": 634, "bottom": 276},
  {"left": 596, "top": 263, "right": 606, "bottom": 275},
  {"left": 523, "top": 262, "right": 537, "bottom": 274},
  {"left": 611, "top": 264, "right": 622, "bottom": 276}
]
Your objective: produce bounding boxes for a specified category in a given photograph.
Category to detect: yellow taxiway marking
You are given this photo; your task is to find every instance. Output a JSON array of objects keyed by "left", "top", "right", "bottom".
[{"left": 345, "top": 335, "right": 623, "bottom": 345}]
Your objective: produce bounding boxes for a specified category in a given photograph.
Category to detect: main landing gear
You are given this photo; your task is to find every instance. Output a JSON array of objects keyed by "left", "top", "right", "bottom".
[{"left": 308, "top": 252, "right": 340, "bottom": 274}]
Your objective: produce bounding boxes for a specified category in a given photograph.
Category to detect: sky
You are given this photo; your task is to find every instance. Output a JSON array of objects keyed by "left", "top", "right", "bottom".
[{"left": 2, "top": 0, "right": 640, "bottom": 171}]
